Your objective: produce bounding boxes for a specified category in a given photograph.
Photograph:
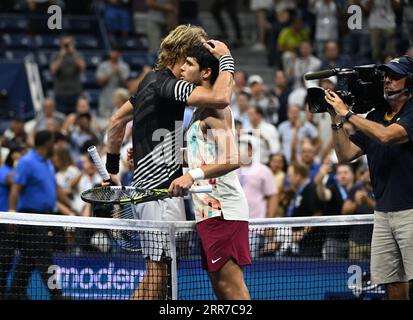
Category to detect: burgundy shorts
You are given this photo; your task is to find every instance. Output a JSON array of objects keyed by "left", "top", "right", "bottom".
[{"left": 196, "top": 216, "right": 251, "bottom": 273}]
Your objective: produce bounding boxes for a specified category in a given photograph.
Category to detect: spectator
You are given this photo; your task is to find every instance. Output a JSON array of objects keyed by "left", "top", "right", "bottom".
[
  {"left": 277, "top": 14, "right": 310, "bottom": 71},
  {"left": 278, "top": 104, "right": 320, "bottom": 162},
  {"left": 49, "top": 35, "right": 86, "bottom": 115},
  {"left": 292, "top": 139, "right": 321, "bottom": 181},
  {"left": 267, "top": 152, "right": 287, "bottom": 194},
  {"left": 0, "top": 146, "right": 23, "bottom": 299},
  {"left": 34, "top": 98, "right": 66, "bottom": 132},
  {"left": 343, "top": 165, "right": 375, "bottom": 260},
  {"left": 113, "top": 87, "right": 131, "bottom": 111},
  {"left": 62, "top": 97, "right": 102, "bottom": 139},
  {"left": 8, "top": 130, "right": 72, "bottom": 300},
  {"left": 267, "top": 7, "right": 291, "bottom": 67},
  {"left": 285, "top": 162, "right": 322, "bottom": 256},
  {"left": 362, "top": 0, "right": 399, "bottom": 63},
  {"left": 315, "top": 161, "right": 355, "bottom": 260},
  {"left": 250, "top": 0, "right": 273, "bottom": 51},
  {"left": 234, "top": 70, "right": 249, "bottom": 95},
  {"left": 112, "top": 87, "right": 133, "bottom": 146},
  {"left": 43, "top": 118, "right": 62, "bottom": 136},
  {"left": 127, "top": 65, "right": 152, "bottom": 95},
  {"left": 287, "top": 41, "right": 321, "bottom": 90},
  {"left": 103, "top": 0, "right": 132, "bottom": 41},
  {"left": 233, "top": 91, "right": 252, "bottom": 130},
  {"left": 230, "top": 69, "right": 249, "bottom": 111},
  {"left": 309, "top": 0, "right": 339, "bottom": 58},
  {"left": 248, "top": 74, "right": 279, "bottom": 125},
  {"left": 96, "top": 47, "right": 130, "bottom": 119},
  {"left": 0, "top": 147, "right": 23, "bottom": 300},
  {"left": 238, "top": 138, "right": 278, "bottom": 258},
  {"left": 1, "top": 118, "right": 28, "bottom": 150},
  {"left": 210, "top": 0, "right": 243, "bottom": 48},
  {"left": 238, "top": 137, "right": 278, "bottom": 220},
  {"left": 26, "top": 0, "right": 54, "bottom": 34},
  {"left": 270, "top": 70, "right": 291, "bottom": 126},
  {"left": 0, "top": 147, "right": 24, "bottom": 212},
  {"left": 320, "top": 41, "right": 351, "bottom": 70},
  {"left": 71, "top": 153, "right": 101, "bottom": 216},
  {"left": 68, "top": 112, "right": 99, "bottom": 161},
  {"left": 342, "top": 0, "right": 370, "bottom": 64},
  {"left": 247, "top": 106, "right": 281, "bottom": 164},
  {"left": 146, "top": 0, "right": 178, "bottom": 54},
  {"left": 287, "top": 84, "right": 307, "bottom": 109},
  {"left": 52, "top": 146, "right": 81, "bottom": 215}
]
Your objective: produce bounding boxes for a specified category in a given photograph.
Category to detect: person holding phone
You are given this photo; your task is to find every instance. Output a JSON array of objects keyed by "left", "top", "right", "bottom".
[{"left": 49, "top": 35, "right": 86, "bottom": 115}]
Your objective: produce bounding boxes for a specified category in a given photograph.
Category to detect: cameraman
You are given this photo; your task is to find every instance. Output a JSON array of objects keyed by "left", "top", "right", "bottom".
[{"left": 325, "top": 55, "right": 413, "bottom": 300}]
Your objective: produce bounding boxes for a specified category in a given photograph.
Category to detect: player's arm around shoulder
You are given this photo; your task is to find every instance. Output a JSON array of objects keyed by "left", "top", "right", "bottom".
[{"left": 187, "top": 40, "right": 234, "bottom": 109}]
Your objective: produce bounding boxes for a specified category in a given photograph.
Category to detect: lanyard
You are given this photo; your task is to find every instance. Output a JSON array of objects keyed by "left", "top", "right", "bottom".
[
  {"left": 334, "top": 176, "right": 348, "bottom": 201},
  {"left": 286, "top": 179, "right": 311, "bottom": 217}
]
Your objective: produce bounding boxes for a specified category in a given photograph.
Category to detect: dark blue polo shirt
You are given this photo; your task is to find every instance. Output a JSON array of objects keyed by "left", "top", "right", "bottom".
[
  {"left": 13, "top": 149, "right": 56, "bottom": 212},
  {"left": 0, "top": 165, "right": 12, "bottom": 212},
  {"left": 350, "top": 99, "right": 413, "bottom": 212}
]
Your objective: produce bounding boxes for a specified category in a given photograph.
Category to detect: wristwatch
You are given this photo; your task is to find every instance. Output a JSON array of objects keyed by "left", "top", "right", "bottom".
[
  {"left": 331, "top": 121, "right": 344, "bottom": 130},
  {"left": 344, "top": 110, "right": 355, "bottom": 122}
]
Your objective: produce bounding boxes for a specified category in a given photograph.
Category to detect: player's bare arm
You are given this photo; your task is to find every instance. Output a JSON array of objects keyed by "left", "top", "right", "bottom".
[
  {"left": 108, "top": 101, "right": 134, "bottom": 155},
  {"left": 326, "top": 90, "right": 409, "bottom": 154},
  {"left": 186, "top": 41, "right": 234, "bottom": 109},
  {"left": 168, "top": 107, "right": 239, "bottom": 196},
  {"left": 8, "top": 183, "right": 23, "bottom": 212},
  {"left": 105, "top": 101, "right": 134, "bottom": 184}
]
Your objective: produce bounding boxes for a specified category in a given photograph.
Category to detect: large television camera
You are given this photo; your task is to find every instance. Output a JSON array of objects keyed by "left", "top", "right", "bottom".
[{"left": 305, "top": 65, "right": 388, "bottom": 114}]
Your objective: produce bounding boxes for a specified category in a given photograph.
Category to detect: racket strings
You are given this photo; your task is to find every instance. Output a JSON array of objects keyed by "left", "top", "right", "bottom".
[
  {"left": 83, "top": 187, "right": 157, "bottom": 203},
  {"left": 109, "top": 205, "right": 142, "bottom": 251}
]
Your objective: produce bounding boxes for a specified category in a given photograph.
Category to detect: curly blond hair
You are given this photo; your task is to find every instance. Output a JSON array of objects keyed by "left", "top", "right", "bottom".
[{"left": 155, "top": 24, "right": 208, "bottom": 71}]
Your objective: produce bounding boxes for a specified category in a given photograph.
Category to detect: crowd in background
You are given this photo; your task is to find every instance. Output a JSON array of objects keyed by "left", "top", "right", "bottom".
[{"left": 1, "top": 0, "right": 413, "bottom": 260}]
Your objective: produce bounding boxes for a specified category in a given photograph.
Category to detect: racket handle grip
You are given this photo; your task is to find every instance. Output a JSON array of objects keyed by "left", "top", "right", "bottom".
[
  {"left": 88, "top": 146, "right": 111, "bottom": 182},
  {"left": 189, "top": 185, "right": 213, "bottom": 193}
]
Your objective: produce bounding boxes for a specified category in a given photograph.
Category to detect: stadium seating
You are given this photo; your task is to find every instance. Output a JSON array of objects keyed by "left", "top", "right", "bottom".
[
  {"left": 2, "top": 33, "right": 35, "bottom": 50},
  {"left": 0, "top": 13, "right": 150, "bottom": 113},
  {"left": 0, "top": 16, "right": 29, "bottom": 32}
]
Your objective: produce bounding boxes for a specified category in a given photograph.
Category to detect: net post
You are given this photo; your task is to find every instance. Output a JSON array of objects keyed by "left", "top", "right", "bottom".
[{"left": 168, "top": 223, "right": 178, "bottom": 300}]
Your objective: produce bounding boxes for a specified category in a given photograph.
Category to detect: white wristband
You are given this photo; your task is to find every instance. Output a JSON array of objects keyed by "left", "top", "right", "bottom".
[{"left": 188, "top": 168, "right": 205, "bottom": 181}]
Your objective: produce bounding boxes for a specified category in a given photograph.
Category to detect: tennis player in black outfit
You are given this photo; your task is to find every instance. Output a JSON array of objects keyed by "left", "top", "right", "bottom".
[{"left": 105, "top": 25, "right": 235, "bottom": 299}]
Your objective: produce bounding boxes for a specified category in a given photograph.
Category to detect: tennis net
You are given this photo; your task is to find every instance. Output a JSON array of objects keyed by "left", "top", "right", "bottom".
[{"left": 0, "top": 211, "right": 380, "bottom": 300}]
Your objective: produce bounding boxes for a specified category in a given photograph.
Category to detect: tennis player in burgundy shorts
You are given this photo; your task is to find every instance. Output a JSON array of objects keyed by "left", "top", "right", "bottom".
[{"left": 172, "top": 109, "right": 252, "bottom": 300}]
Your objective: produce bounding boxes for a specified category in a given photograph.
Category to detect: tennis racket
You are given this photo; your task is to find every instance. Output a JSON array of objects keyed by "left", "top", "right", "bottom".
[
  {"left": 86, "top": 146, "right": 209, "bottom": 253},
  {"left": 81, "top": 185, "right": 212, "bottom": 205},
  {"left": 85, "top": 145, "right": 212, "bottom": 205}
]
